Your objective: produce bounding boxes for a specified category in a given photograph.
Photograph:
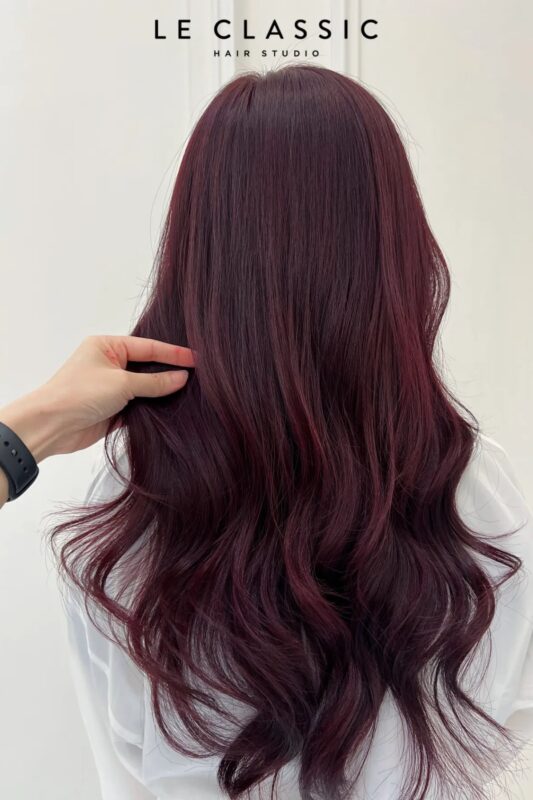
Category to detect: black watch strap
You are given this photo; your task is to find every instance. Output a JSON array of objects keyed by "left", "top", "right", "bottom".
[{"left": 0, "top": 422, "right": 39, "bottom": 501}]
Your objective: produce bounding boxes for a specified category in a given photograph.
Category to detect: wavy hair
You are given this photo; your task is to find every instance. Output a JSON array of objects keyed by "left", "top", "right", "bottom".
[{"left": 49, "top": 65, "right": 524, "bottom": 799}]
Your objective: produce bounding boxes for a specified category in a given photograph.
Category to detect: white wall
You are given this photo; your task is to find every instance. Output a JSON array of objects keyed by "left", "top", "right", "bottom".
[{"left": 0, "top": 1, "right": 531, "bottom": 797}]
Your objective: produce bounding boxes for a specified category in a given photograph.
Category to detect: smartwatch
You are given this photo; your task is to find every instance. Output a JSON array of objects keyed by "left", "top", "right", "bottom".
[{"left": 0, "top": 422, "right": 39, "bottom": 501}]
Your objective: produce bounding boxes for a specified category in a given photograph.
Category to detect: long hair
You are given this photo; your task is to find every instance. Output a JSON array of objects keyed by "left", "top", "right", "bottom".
[{"left": 49, "top": 64, "right": 524, "bottom": 799}]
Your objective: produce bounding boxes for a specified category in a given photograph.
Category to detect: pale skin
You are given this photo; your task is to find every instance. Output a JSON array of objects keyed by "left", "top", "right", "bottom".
[{"left": 0, "top": 335, "right": 195, "bottom": 509}]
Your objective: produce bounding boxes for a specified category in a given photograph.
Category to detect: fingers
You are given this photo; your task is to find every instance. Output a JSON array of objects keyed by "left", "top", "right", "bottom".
[
  {"left": 126, "top": 369, "right": 190, "bottom": 399},
  {"left": 105, "top": 335, "right": 196, "bottom": 368}
]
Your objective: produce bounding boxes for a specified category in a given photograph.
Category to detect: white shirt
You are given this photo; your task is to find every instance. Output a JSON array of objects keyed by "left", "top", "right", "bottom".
[{"left": 60, "top": 433, "right": 533, "bottom": 799}]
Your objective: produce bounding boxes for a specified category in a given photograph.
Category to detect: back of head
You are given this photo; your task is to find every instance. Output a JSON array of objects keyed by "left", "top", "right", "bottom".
[{"left": 51, "top": 65, "right": 523, "bottom": 800}]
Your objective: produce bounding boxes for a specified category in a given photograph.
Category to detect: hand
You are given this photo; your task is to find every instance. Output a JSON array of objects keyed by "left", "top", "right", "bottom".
[{"left": 0, "top": 335, "right": 195, "bottom": 462}]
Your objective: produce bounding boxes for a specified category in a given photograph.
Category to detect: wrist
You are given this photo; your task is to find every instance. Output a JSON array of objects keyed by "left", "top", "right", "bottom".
[{"left": 0, "top": 387, "right": 66, "bottom": 463}]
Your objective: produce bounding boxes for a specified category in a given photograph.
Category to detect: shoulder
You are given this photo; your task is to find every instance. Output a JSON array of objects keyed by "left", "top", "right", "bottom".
[
  {"left": 453, "top": 431, "right": 533, "bottom": 612},
  {"left": 83, "top": 436, "right": 130, "bottom": 506},
  {"left": 457, "top": 436, "right": 533, "bottom": 733},
  {"left": 455, "top": 432, "right": 533, "bottom": 630},
  {"left": 59, "top": 437, "right": 133, "bottom": 617},
  {"left": 457, "top": 432, "right": 531, "bottom": 540}
]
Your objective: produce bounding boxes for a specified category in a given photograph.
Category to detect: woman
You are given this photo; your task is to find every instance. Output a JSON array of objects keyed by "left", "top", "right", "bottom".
[{"left": 3, "top": 64, "right": 532, "bottom": 799}]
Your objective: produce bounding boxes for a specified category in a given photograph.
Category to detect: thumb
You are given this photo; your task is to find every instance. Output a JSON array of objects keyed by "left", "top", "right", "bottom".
[{"left": 127, "top": 369, "right": 190, "bottom": 399}]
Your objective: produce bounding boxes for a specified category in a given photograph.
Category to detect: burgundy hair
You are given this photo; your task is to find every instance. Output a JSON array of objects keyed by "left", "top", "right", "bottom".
[{"left": 50, "top": 65, "right": 524, "bottom": 799}]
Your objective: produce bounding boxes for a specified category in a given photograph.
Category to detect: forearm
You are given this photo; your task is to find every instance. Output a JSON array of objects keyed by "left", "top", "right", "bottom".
[
  {"left": 0, "top": 389, "right": 63, "bottom": 509},
  {"left": 0, "top": 470, "right": 8, "bottom": 509}
]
